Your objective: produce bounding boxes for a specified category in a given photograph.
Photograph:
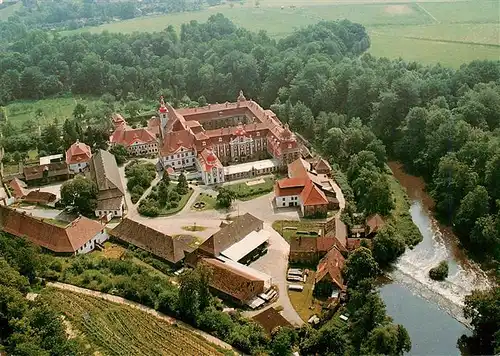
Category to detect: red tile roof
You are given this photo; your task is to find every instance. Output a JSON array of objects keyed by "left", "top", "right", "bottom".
[
  {"left": 274, "top": 185, "right": 304, "bottom": 198},
  {"left": 287, "top": 158, "right": 310, "bottom": 179},
  {"left": 315, "top": 247, "right": 345, "bottom": 290},
  {"left": 111, "top": 113, "right": 126, "bottom": 126},
  {"left": 23, "top": 190, "right": 57, "bottom": 204},
  {"left": 23, "top": 162, "right": 69, "bottom": 181},
  {"left": 65, "top": 140, "right": 92, "bottom": 165},
  {"left": 347, "top": 238, "right": 373, "bottom": 250},
  {"left": 109, "top": 218, "right": 189, "bottom": 263},
  {"left": 300, "top": 180, "right": 328, "bottom": 206},
  {"left": 289, "top": 236, "right": 317, "bottom": 254},
  {"left": 200, "top": 258, "right": 265, "bottom": 302},
  {"left": 161, "top": 129, "right": 195, "bottom": 156},
  {"left": 198, "top": 148, "right": 222, "bottom": 172},
  {"left": 198, "top": 213, "right": 263, "bottom": 257},
  {"left": 252, "top": 307, "right": 293, "bottom": 334},
  {"left": 0, "top": 206, "right": 104, "bottom": 253},
  {"left": 366, "top": 214, "right": 385, "bottom": 234},
  {"left": 277, "top": 177, "right": 307, "bottom": 189},
  {"left": 110, "top": 126, "right": 156, "bottom": 147},
  {"left": 9, "top": 178, "right": 27, "bottom": 199}
]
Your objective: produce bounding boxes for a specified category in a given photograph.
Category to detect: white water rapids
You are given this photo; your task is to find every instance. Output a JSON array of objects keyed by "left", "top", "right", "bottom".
[{"left": 389, "top": 200, "right": 492, "bottom": 326}]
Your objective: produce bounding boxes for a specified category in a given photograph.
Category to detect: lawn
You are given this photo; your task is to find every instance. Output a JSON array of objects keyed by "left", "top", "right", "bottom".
[
  {"left": 41, "top": 288, "right": 225, "bottom": 356},
  {"left": 272, "top": 220, "right": 323, "bottom": 242},
  {"left": 224, "top": 177, "right": 275, "bottom": 201},
  {"left": 61, "top": 0, "right": 499, "bottom": 68},
  {"left": 287, "top": 271, "right": 323, "bottom": 322},
  {"left": 191, "top": 192, "right": 217, "bottom": 211}
]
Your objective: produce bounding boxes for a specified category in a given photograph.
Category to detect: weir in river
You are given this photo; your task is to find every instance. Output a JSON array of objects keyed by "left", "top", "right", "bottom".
[{"left": 379, "top": 162, "right": 492, "bottom": 355}]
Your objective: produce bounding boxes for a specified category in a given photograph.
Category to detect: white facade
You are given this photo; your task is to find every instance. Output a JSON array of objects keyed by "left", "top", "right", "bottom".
[
  {"left": 275, "top": 194, "right": 300, "bottom": 208},
  {"left": 69, "top": 161, "right": 89, "bottom": 173},
  {"left": 76, "top": 230, "right": 109, "bottom": 254},
  {"left": 200, "top": 165, "right": 225, "bottom": 185},
  {"left": 162, "top": 148, "right": 196, "bottom": 169},
  {"left": 127, "top": 141, "right": 158, "bottom": 156},
  {"left": 95, "top": 197, "right": 125, "bottom": 218}
]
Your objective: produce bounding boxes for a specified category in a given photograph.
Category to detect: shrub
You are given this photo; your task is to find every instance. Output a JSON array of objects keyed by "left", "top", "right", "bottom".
[{"left": 429, "top": 261, "right": 449, "bottom": 281}]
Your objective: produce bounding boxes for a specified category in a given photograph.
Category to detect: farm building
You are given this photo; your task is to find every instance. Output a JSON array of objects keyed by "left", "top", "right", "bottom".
[
  {"left": 289, "top": 235, "right": 345, "bottom": 265},
  {"left": 252, "top": 307, "right": 293, "bottom": 335},
  {"left": 8, "top": 178, "right": 27, "bottom": 199},
  {"left": 23, "top": 162, "right": 71, "bottom": 184},
  {"left": 109, "top": 218, "right": 196, "bottom": 265},
  {"left": 87, "top": 150, "right": 125, "bottom": 218},
  {"left": 0, "top": 205, "right": 107, "bottom": 254},
  {"left": 274, "top": 156, "right": 342, "bottom": 217},
  {"left": 196, "top": 213, "right": 266, "bottom": 262},
  {"left": 349, "top": 213, "right": 386, "bottom": 239},
  {"left": 200, "top": 257, "right": 272, "bottom": 305},
  {"left": 23, "top": 190, "right": 57, "bottom": 205},
  {"left": 314, "top": 247, "right": 346, "bottom": 298}
]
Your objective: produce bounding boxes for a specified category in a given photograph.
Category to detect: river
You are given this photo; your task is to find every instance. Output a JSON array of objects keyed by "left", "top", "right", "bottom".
[{"left": 380, "top": 162, "right": 492, "bottom": 355}]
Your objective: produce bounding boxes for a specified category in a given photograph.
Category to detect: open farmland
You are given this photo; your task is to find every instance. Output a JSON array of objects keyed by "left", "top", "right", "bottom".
[
  {"left": 0, "top": 2, "right": 21, "bottom": 21},
  {"left": 63, "top": 0, "right": 500, "bottom": 68},
  {"left": 4, "top": 97, "right": 93, "bottom": 128},
  {"left": 42, "top": 288, "right": 225, "bottom": 356}
]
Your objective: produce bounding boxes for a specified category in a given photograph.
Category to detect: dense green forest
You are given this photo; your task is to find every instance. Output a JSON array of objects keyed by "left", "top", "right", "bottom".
[
  {"left": 1, "top": 13, "right": 499, "bottom": 354},
  {"left": 3, "top": 0, "right": 204, "bottom": 31}
]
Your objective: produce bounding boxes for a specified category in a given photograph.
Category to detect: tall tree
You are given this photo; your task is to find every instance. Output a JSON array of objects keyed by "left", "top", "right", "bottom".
[{"left": 60, "top": 176, "right": 98, "bottom": 216}]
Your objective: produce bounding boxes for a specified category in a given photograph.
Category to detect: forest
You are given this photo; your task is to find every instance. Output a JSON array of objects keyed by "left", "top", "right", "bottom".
[
  {"left": 5, "top": 0, "right": 204, "bottom": 31},
  {"left": 0, "top": 13, "right": 499, "bottom": 354}
]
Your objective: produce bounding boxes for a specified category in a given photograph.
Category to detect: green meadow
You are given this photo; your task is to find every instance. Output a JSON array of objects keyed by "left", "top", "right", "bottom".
[
  {"left": 62, "top": 0, "right": 499, "bottom": 68},
  {"left": 4, "top": 97, "right": 92, "bottom": 128}
]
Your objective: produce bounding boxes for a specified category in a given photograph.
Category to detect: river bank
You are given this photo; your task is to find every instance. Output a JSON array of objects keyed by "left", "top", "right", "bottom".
[{"left": 378, "top": 162, "right": 492, "bottom": 355}]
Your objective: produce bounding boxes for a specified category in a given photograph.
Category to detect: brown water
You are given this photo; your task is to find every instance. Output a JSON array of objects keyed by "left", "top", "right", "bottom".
[{"left": 378, "top": 162, "right": 492, "bottom": 355}]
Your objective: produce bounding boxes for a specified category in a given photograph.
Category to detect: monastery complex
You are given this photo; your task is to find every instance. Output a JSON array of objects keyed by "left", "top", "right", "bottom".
[{"left": 110, "top": 91, "right": 301, "bottom": 185}]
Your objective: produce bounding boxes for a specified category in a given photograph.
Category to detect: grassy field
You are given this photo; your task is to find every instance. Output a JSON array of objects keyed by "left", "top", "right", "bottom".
[
  {"left": 62, "top": 0, "right": 500, "bottom": 68},
  {"left": 41, "top": 288, "right": 225, "bottom": 356},
  {"left": 272, "top": 219, "right": 323, "bottom": 242},
  {"left": 4, "top": 97, "right": 93, "bottom": 128},
  {"left": 224, "top": 177, "right": 275, "bottom": 200},
  {"left": 0, "top": 2, "right": 21, "bottom": 21},
  {"left": 191, "top": 192, "right": 217, "bottom": 211},
  {"left": 287, "top": 271, "right": 323, "bottom": 322}
]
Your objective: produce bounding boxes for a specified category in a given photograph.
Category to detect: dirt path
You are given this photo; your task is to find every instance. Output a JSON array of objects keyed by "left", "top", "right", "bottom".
[{"left": 47, "top": 282, "right": 241, "bottom": 354}]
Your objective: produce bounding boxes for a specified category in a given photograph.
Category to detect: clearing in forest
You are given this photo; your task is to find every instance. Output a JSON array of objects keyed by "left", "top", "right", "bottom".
[{"left": 41, "top": 288, "right": 225, "bottom": 356}]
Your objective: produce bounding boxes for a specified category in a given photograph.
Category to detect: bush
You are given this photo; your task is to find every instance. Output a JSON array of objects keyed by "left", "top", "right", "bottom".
[
  {"left": 138, "top": 199, "right": 160, "bottom": 217},
  {"left": 429, "top": 261, "right": 449, "bottom": 281}
]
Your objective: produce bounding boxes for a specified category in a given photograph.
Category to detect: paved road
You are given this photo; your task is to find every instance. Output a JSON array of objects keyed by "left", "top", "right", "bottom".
[
  {"left": 246, "top": 223, "right": 304, "bottom": 326},
  {"left": 47, "top": 282, "right": 242, "bottom": 355}
]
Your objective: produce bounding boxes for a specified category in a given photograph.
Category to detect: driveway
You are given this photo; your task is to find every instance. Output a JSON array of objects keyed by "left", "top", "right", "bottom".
[{"left": 246, "top": 223, "right": 304, "bottom": 326}]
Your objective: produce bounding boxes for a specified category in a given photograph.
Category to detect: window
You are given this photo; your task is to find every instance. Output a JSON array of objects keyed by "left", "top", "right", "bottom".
[
  {"left": 256, "top": 132, "right": 260, "bottom": 137},
  {"left": 219, "top": 137, "right": 222, "bottom": 142},
  {"left": 202, "top": 141, "right": 206, "bottom": 146}
]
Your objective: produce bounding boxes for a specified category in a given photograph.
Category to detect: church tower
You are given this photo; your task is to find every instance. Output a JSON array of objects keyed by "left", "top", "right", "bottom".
[{"left": 158, "top": 96, "right": 168, "bottom": 131}]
